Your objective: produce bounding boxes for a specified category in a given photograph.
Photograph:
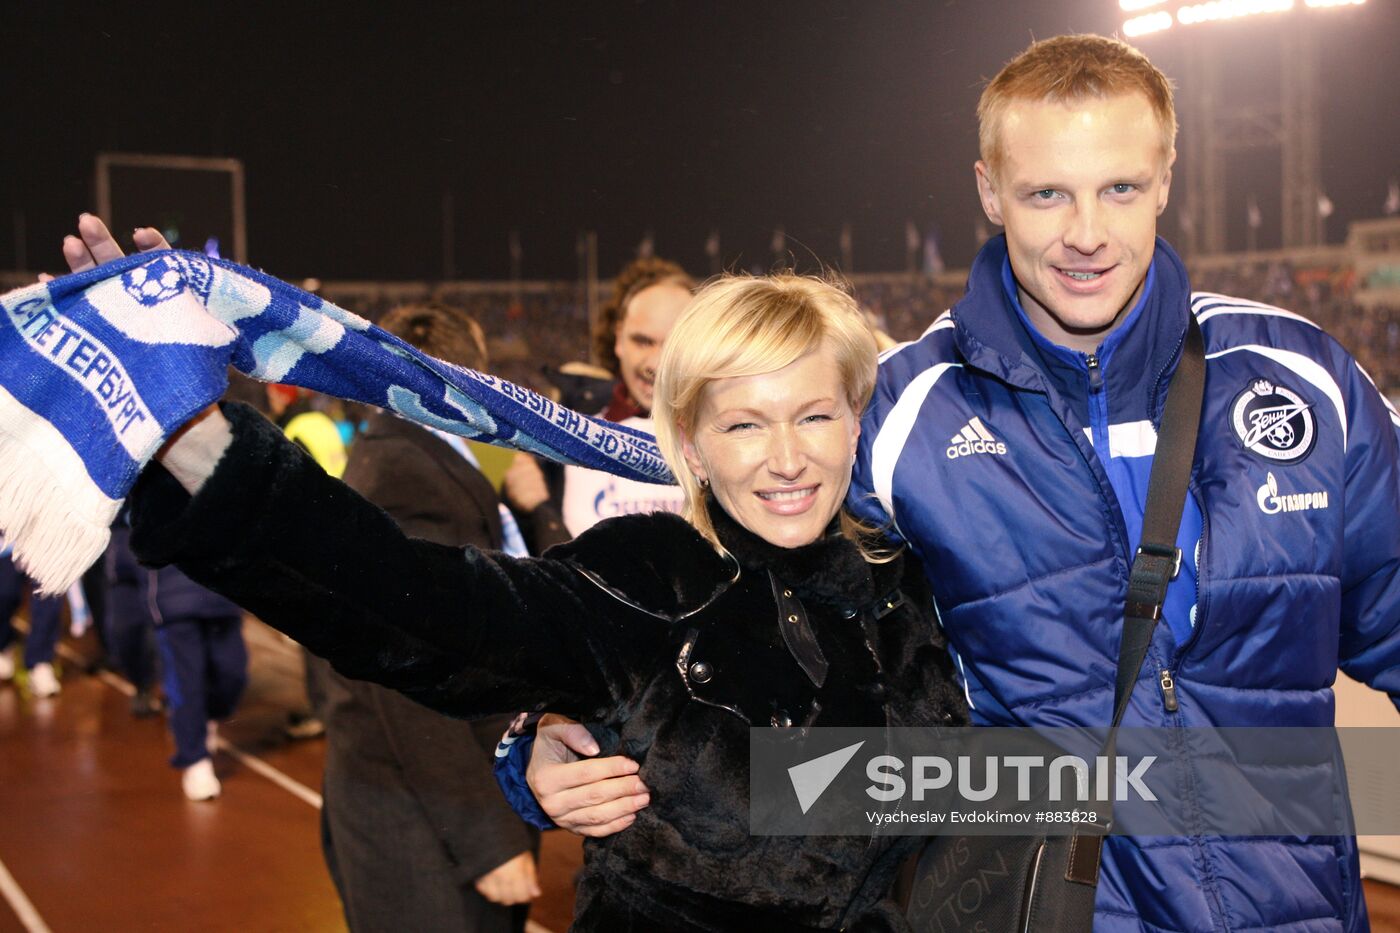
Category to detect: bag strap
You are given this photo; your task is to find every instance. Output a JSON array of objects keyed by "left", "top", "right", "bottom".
[
  {"left": 1066, "top": 315, "right": 1205, "bottom": 886},
  {"left": 1111, "top": 315, "right": 1205, "bottom": 731}
]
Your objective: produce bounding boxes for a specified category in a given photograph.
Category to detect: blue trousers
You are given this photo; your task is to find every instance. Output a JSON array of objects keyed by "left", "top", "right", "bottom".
[
  {"left": 104, "top": 579, "right": 158, "bottom": 691},
  {"left": 103, "top": 530, "right": 158, "bottom": 692},
  {"left": 156, "top": 616, "right": 247, "bottom": 768},
  {"left": 0, "top": 555, "right": 63, "bottom": 667}
]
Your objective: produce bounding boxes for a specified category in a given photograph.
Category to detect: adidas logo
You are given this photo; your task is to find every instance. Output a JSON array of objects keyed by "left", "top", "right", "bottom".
[{"left": 946, "top": 416, "right": 1007, "bottom": 459}]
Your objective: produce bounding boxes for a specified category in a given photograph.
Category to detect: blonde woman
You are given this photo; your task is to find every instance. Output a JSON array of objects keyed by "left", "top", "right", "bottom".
[{"left": 123, "top": 272, "right": 967, "bottom": 931}]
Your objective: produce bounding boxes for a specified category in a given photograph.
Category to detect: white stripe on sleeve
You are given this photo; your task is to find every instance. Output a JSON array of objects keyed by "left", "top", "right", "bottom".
[{"left": 870, "top": 363, "right": 961, "bottom": 539}]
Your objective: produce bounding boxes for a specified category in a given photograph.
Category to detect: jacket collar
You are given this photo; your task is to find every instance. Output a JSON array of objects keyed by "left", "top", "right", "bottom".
[
  {"left": 951, "top": 234, "right": 1192, "bottom": 426},
  {"left": 1000, "top": 253, "right": 1157, "bottom": 373},
  {"left": 707, "top": 497, "right": 898, "bottom": 609}
]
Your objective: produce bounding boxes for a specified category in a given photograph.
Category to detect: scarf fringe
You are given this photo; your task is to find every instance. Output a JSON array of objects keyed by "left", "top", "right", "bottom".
[{"left": 0, "top": 391, "right": 119, "bottom": 595}]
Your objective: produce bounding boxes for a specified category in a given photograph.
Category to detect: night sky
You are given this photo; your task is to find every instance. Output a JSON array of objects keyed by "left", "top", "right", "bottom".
[{"left": 4, "top": 1, "right": 1397, "bottom": 282}]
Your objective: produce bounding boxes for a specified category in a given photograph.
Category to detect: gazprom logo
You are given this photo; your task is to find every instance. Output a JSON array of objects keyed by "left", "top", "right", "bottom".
[{"left": 1256, "top": 472, "right": 1329, "bottom": 515}]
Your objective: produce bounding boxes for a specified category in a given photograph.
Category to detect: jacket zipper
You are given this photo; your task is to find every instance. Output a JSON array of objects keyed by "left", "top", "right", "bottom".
[
  {"left": 1159, "top": 483, "right": 1231, "bottom": 932},
  {"left": 1090, "top": 351, "right": 1188, "bottom": 716},
  {"left": 1084, "top": 354, "right": 1114, "bottom": 500},
  {"left": 1153, "top": 487, "right": 1208, "bottom": 719},
  {"left": 1086, "top": 353, "right": 1103, "bottom": 391},
  {"left": 1158, "top": 668, "right": 1178, "bottom": 712}
]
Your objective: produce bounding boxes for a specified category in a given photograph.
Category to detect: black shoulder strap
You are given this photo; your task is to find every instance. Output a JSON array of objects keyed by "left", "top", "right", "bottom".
[
  {"left": 1067, "top": 315, "right": 1205, "bottom": 872},
  {"left": 1112, "top": 315, "right": 1206, "bottom": 730}
]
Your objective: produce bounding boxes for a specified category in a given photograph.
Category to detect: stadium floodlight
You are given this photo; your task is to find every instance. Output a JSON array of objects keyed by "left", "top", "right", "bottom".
[
  {"left": 1177, "top": 0, "right": 1293, "bottom": 26},
  {"left": 1121, "top": 0, "right": 1369, "bottom": 254},
  {"left": 1124, "top": 0, "right": 1367, "bottom": 37},
  {"left": 1124, "top": 11, "right": 1175, "bottom": 35}
]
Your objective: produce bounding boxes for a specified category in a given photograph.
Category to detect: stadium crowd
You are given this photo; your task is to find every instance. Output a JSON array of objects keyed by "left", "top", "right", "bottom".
[{"left": 316, "top": 255, "right": 1400, "bottom": 400}]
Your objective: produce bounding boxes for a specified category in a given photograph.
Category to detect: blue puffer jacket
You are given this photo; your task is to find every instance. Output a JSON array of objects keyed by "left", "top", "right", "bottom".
[{"left": 849, "top": 235, "right": 1400, "bottom": 932}]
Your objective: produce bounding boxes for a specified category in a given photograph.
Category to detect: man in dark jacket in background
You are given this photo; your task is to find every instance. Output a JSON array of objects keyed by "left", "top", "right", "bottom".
[{"left": 323, "top": 301, "right": 560, "bottom": 933}]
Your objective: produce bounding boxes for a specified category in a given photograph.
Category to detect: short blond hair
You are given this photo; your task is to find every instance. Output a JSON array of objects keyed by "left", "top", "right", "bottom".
[
  {"left": 978, "top": 34, "right": 1177, "bottom": 177},
  {"left": 651, "top": 273, "right": 878, "bottom": 551}
]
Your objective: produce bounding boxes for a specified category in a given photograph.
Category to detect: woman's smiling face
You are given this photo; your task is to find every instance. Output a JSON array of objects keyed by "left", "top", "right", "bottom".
[{"left": 682, "top": 342, "right": 859, "bottom": 549}]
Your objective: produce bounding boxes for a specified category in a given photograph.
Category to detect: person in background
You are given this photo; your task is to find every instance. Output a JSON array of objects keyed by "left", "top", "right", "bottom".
[
  {"left": 0, "top": 546, "right": 89, "bottom": 698},
  {"left": 268, "top": 383, "right": 348, "bottom": 478},
  {"left": 502, "top": 258, "right": 691, "bottom": 541},
  {"left": 148, "top": 559, "right": 247, "bottom": 801},
  {"left": 265, "top": 383, "right": 348, "bottom": 740},
  {"left": 316, "top": 300, "right": 555, "bottom": 933},
  {"left": 104, "top": 520, "right": 163, "bottom": 717}
]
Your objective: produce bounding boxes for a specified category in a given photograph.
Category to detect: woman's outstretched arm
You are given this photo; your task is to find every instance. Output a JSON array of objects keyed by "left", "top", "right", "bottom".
[{"left": 129, "top": 402, "right": 665, "bottom": 722}]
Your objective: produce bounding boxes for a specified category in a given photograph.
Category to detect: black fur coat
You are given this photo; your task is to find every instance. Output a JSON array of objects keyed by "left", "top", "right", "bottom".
[{"left": 129, "top": 403, "right": 969, "bottom": 932}]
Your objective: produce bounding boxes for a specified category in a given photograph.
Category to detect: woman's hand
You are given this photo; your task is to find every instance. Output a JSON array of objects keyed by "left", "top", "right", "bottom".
[
  {"left": 54, "top": 214, "right": 229, "bottom": 492},
  {"left": 60, "top": 213, "right": 170, "bottom": 274},
  {"left": 526, "top": 714, "right": 651, "bottom": 837},
  {"left": 473, "top": 851, "right": 540, "bottom": 906}
]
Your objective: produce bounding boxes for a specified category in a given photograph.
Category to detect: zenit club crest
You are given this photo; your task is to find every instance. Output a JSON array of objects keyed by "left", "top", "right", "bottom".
[{"left": 1231, "top": 379, "right": 1315, "bottom": 463}]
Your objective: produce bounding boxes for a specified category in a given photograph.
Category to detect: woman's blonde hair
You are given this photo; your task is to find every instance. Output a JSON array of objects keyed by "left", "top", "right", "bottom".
[{"left": 652, "top": 272, "right": 885, "bottom": 555}]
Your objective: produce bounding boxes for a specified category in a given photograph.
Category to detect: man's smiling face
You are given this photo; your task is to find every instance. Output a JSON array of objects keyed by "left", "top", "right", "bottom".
[{"left": 975, "top": 92, "right": 1174, "bottom": 353}]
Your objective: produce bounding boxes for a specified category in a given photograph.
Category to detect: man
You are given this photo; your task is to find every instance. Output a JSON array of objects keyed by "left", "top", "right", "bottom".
[
  {"left": 503, "top": 257, "right": 690, "bottom": 537},
  {"left": 264, "top": 383, "right": 348, "bottom": 740},
  {"left": 316, "top": 300, "right": 552, "bottom": 933},
  {"left": 505, "top": 35, "right": 1400, "bottom": 931}
]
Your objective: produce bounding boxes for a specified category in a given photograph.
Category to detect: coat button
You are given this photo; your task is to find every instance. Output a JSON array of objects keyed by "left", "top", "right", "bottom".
[
  {"left": 787, "top": 613, "right": 799, "bottom": 624},
  {"left": 783, "top": 588, "right": 793, "bottom": 598},
  {"left": 771, "top": 710, "right": 793, "bottom": 728},
  {"left": 689, "top": 661, "right": 713, "bottom": 684},
  {"left": 842, "top": 608, "right": 858, "bottom": 619}
]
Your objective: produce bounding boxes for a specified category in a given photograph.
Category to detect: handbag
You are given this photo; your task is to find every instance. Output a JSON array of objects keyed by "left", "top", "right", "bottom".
[{"left": 905, "top": 316, "right": 1206, "bottom": 933}]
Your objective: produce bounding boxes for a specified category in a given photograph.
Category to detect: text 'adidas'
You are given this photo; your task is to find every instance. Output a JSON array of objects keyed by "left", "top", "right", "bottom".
[{"left": 946, "top": 416, "right": 1007, "bottom": 459}]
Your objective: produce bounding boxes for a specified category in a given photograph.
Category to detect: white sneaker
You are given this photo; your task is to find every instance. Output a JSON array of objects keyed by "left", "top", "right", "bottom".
[
  {"left": 0, "top": 652, "right": 14, "bottom": 682},
  {"left": 181, "top": 758, "right": 221, "bottom": 801},
  {"left": 29, "top": 663, "right": 60, "bottom": 698}
]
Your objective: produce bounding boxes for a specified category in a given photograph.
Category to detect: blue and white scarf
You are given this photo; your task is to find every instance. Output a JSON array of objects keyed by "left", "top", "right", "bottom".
[
  {"left": 426, "top": 426, "right": 531, "bottom": 559},
  {"left": 0, "top": 250, "right": 670, "bottom": 594}
]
